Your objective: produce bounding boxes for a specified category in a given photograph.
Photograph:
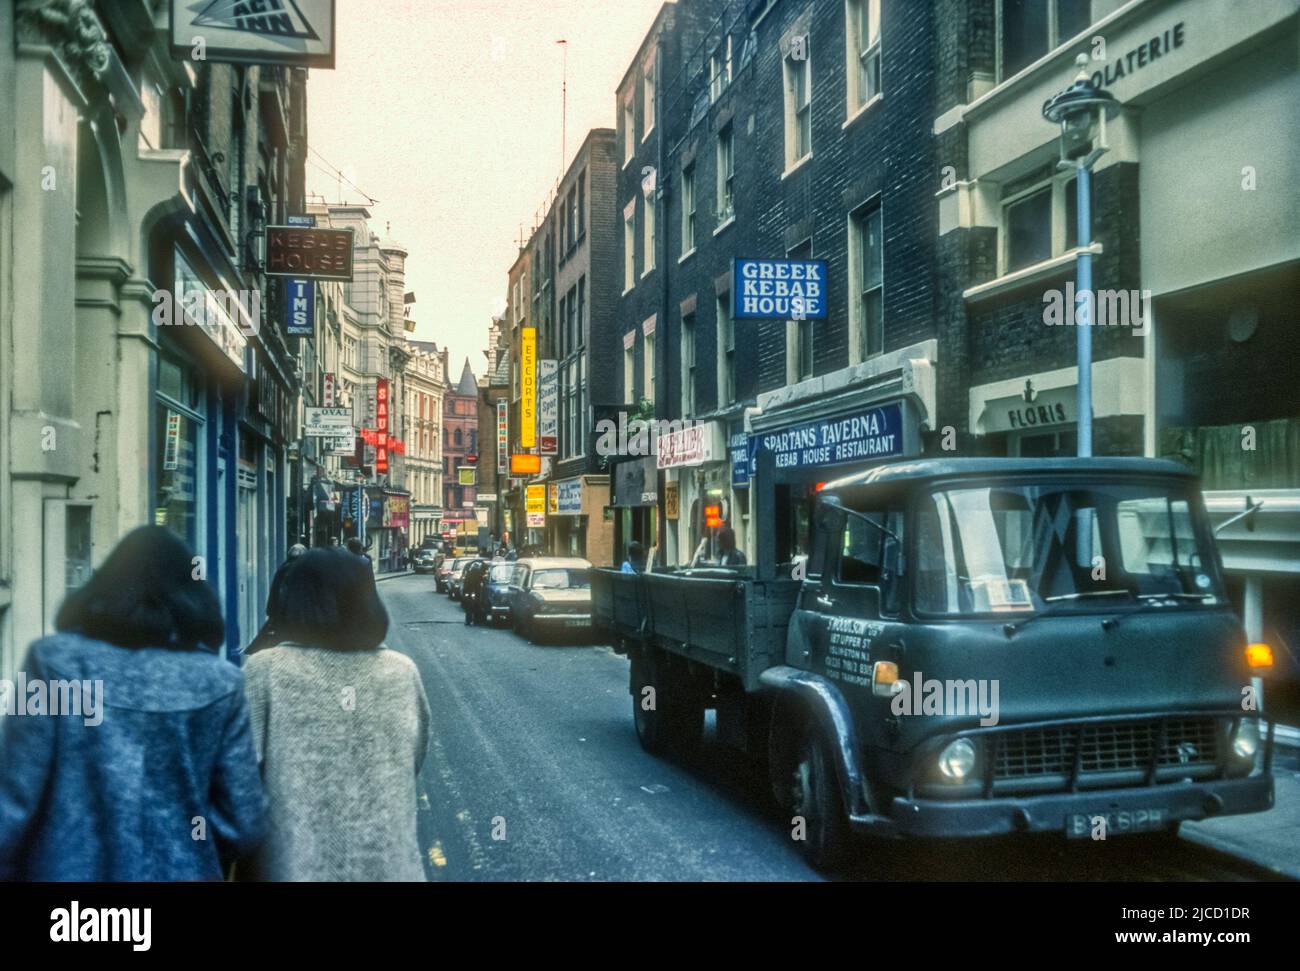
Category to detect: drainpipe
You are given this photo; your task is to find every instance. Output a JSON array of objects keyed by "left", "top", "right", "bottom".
[{"left": 654, "top": 35, "right": 670, "bottom": 571}]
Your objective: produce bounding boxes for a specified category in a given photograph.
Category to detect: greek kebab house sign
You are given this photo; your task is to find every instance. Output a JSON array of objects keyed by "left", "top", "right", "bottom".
[
  {"left": 749, "top": 401, "right": 906, "bottom": 473},
  {"left": 733, "top": 258, "right": 828, "bottom": 319}
]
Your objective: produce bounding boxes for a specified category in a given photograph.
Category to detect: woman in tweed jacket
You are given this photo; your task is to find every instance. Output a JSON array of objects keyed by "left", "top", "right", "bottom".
[{"left": 243, "top": 547, "right": 431, "bottom": 881}]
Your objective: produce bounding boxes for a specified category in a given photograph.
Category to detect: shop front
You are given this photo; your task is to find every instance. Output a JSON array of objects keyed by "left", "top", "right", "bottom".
[
  {"left": 611, "top": 455, "right": 659, "bottom": 569},
  {"left": 656, "top": 421, "right": 729, "bottom": 567},
  {"left": 545, "top": 475, "right": 612, "bottom": 564}
]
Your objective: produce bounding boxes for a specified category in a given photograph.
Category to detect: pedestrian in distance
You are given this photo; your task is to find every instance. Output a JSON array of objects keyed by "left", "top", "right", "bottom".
[
  {"left": 345, "top": 537, "right": 372, "bottom": 564},
  {"left": 0, "top": 526, "right": 267, "bottom": 881},
  {"left": 716, "top": 527, "right": 747, "bottom": 567},
  {"left": 461, "top": 558, "right": 489, "bottom": 625},
  {"left": 242, "top": 547, "right": 430, "bottom": 881},
  {"left": 621, "top": 540, "right": 647, "bottom": 574}
]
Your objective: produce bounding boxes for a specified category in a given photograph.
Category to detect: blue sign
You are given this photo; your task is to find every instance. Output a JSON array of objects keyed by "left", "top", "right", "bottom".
[
  {"left": 730, "top": 431, "right": 749, "bottom": 487},
  {"left": 749, "top": 401, "right": 904, "bottom": 474},
  {"left": 733, "top": 258, "right": 828, "bottom": 319},
  {"left": 285, "top": 214, "right": 317, "bottom": 227},
  {"left": 285, "top": 278, "right": 315, "bottom": 336}
]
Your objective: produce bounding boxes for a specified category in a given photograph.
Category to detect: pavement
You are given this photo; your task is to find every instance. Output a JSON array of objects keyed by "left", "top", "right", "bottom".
[{"left": 380, "top": 573, "right": 1299, "bottom": 882}]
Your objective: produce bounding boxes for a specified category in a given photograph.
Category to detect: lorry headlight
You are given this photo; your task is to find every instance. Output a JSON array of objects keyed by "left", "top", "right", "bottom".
[
  {"left": 1232, "top": 720, "right": 1259, "bottom": 760},
  {"left": 938, "top": 738, "right": 977, "bottom": 781}
]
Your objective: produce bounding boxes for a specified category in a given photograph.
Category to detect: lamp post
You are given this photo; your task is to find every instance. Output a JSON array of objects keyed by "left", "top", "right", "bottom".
[{"left": 1043, "top": 53, "right": 1118, "bottom": 458}]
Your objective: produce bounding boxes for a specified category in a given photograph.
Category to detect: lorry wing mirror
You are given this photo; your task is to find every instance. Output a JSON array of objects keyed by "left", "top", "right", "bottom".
[{"left": 1215, "top": 496, "right": 1263, "bottom": 535}]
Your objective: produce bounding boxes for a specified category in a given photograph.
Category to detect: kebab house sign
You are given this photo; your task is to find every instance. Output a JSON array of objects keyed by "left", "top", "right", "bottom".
[
  {"left": 749, "top": 401, "right": 906, "bottom": 473},
  {"left": 264, "top": 225, "right": 354, "bottom": 281}
]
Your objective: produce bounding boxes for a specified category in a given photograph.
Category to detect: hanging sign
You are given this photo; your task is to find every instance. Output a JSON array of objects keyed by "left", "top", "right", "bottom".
[
  {"left": 170, "top": 0, "right": 338, "bottom": 69},
  {"left": 520, "top": 327, "right": 537, "bottom": 448},
  {"left": 496, "top": 400, "right": 509, "bottom": 474},
  {"left": 539, "top": 360, "right": 559, "bottom": 455}
]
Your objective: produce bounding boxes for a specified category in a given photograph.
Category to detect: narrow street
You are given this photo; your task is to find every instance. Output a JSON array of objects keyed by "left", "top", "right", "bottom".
[{"left": 382, "top": 574, "right": 1287, "bottom": 883}]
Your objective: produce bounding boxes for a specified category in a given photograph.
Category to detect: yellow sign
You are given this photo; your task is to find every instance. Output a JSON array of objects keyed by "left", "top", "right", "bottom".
[
  {"left": 547, "top": 482, "right": 559, "bottom": 514},
  {"left": 526, "top": 483, "right": 546, "bottom": 520},
  {"left": 664, "top": 481, "right": 679, "bottom": 520},
  {"left": 458, "top": 467, "right": 476, "bottom": 486},
  {"left": 520, "top": 326, "right": 537, "bottom": 448}
]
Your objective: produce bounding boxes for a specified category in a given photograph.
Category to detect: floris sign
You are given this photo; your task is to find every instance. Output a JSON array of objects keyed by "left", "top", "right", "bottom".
[{"left": 265, "top": 226, "right": 354, "bottom": 281}]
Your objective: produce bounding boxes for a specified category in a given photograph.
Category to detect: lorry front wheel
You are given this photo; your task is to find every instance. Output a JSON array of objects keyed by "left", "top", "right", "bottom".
[{"left": 792, "top": 727, "right": 852, "bottom": 872}]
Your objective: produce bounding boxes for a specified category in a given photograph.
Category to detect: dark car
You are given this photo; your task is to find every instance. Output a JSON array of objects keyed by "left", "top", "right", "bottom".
[
  {"left": 412, "top": 548, "right": 440, "bottom": 575},
  {"left": 485, "top": 562, "right": 520, "bottom": 626},
  {"left": 446, "top": 557, "right": 474, "bottom": 601},
  {"left": 509, "top": 557, "right": 593, "bottom": 642}
]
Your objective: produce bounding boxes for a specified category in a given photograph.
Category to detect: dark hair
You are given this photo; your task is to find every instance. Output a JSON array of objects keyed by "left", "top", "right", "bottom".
[
  {"left": 56, "top": 526, "right": 224, "bottom": 651},
  {"left": 268, "top": 547, "right": 388, "bottom": 651},
  {"left": 345, "top": 538, "right": 366, "bottom": 556},
  {"left": 718, "top": 527, "right": 737, "bottom": 552},
  {"left": 627, "top": 541, "right": 644, "bottom": 560}
]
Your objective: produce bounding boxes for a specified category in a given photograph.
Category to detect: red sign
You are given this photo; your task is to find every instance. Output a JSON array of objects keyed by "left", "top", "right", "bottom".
[
  {"left": 704, "top": 503, "right": 723, "bottom": 529},
  {"left": 375, "top": 379, "right": 390, "bottom": 474}
]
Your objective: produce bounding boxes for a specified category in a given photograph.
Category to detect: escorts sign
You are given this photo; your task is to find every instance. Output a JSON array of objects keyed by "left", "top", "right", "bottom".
[
  {"left": 265, "top": 226, "right": 354, "bottom": 280},
  {"left": 733, "top": 258, "right": 827, "bottom": 319}
]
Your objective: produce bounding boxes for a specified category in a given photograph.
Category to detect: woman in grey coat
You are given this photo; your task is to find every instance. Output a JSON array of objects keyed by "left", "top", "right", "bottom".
[{"left": 243, "top": 547, "right": 430, "bottom": 881}]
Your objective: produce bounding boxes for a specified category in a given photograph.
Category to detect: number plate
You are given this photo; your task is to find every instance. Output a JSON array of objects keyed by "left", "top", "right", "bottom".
[
  {"left": 565, "top": 619, "right": 590, "bottom": 628},
  {"left": 1066, "top": 808, "right": 1166, "bottom": 838}
]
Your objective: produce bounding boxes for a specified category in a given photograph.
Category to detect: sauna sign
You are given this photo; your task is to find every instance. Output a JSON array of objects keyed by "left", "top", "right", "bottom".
[
  {"left": 265, "top": 226, "right": 354, "bottom": 281},
  {"left": 733, "top": 258, "right": 827, "bottom": 319}
]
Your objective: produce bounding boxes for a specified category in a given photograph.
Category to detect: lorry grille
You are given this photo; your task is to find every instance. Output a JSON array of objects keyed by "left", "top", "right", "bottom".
[{"left": 992, "top": 718, "right": 1221, "bottom": 791}]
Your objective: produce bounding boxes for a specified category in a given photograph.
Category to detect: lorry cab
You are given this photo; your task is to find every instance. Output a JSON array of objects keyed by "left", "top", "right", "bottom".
[{"left": 783, "top": 457, "right": 1274, "bottom": 857}]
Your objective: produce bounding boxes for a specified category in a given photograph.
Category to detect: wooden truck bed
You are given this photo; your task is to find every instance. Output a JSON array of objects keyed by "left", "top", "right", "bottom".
[{"left": 591, "top": 569, "right": 801, "bottom": 692}]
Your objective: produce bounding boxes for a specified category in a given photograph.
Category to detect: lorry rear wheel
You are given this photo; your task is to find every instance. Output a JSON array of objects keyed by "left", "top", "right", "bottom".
[
  {"left": 631, "top": 651, "right": 703, "bottom": 756},
  {"left": 793, "top": 727, "right": 852, "bottom": 872}
]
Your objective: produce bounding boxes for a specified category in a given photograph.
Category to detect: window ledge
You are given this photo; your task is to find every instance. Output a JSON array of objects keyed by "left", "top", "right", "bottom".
[
  {"left": 678, "top": 247, "right": 696, "bottom": 265},
  {"left": 962, "top": 244, "right": 1103, "bottom": 304},
  {"left": 622, "top": 285, "right": 635, "bottom": 297},
  {"left": 713, "top": 216, "right": 736, "bottom": 237},
  {"left": 781, "top": 153, "right": 813, "bottom": 181},
  {"left": 642, "top": 125, "right": 655, "bottom": 144},
  {"left": 843, "top": 93, "right": 883, "bottom": 130}
]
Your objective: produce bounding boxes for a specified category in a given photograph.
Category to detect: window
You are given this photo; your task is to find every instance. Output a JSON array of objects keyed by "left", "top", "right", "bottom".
[
  {"left": 623, "top": 343, "right": 635, "bottom": 404},
  {"left": 623, "top": 96, "right": 635, "bottom": 163},
  {"left": 710, "top": 35, "right": 733, "bottom": 101},
  {"left": 624, "top": 206, "right": 636, "bottom": 291},
  {"left": 999, "top": 0, "right": 1091, "bottom": 80},
  {"left": 455, "top": 428, "right": 463, "bottom": 447},
  {"left": 682, "top": 312, "right": 697, "bottom": 415},
  {"left": 643, "top": 196, "right": 656, "bottom": 274},
  {"left": 847, "top": 0, "right": 881, "bottom": 113},
  {"left": 643, "top": 331, "right": 655, "bottom": 404},
  {"left": 577, "top": 170, "right": 586, "bottom": 239},
  {"left": 788, "top": 241, "right": 814, "bottom": 381},
  {"left": 681, "top": 164, "right": 696, "bottom": 254},
  {"left": 1000, "top": 169, "right": 1085, "bottom": 274},
  {"left": 643, "top": 61, "right": 656, "bottom": 138},
  {"left": 850, "top": 202, "right": 883, "bottom": 360},
  {"left": 716, "top": 294, "right": 735, "bottom": 405},
  {"left": 784, "top": 44, "right": 812, "bottom": 169},
  {"left": 716, "top": 127, "right": 735, "bottom": 225}
]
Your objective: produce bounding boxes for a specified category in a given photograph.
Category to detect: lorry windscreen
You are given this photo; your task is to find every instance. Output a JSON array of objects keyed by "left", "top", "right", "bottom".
[{"left": 914, "top": 481, "right": 1224, "bottom": 616}]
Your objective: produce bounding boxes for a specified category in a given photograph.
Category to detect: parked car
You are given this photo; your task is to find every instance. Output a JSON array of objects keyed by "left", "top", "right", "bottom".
[
  {"left": 509, "top": 557, "right": 593, "bottom": 641},
  {"left": 485, "top": 562, "right": 520, "bottom": 626},
  {"left": 434, "top": 554, "right": 459, "bottom": 593},
  {"left": 447, "top": 557, "right": 474, "bottom": 601},
  {"left": 412, "top": 548, "right": 440, "bottom": 575}
]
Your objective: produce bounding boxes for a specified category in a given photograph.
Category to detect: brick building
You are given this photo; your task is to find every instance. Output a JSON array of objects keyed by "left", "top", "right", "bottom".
[{"left": 442, "top": 359, "right": 481, "bottom": 543}]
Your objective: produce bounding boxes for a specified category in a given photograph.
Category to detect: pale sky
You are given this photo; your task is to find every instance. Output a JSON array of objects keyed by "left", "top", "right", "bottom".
[{"left": 306, "top": 0, "right": 668, "bottom": 380}]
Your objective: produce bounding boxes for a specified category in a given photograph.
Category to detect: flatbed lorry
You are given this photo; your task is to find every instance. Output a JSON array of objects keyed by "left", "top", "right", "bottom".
[{"left": 591, "top": 458, "right": 1276, "bottom": 870}]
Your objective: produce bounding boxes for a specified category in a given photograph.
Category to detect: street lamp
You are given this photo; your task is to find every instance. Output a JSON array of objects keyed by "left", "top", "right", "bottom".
[{"left": 1043, "top": 53, "right": 1118, "bottom": 458}]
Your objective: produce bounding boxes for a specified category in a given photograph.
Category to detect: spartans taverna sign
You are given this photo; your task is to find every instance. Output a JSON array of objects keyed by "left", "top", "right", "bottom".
[
  {"left": 732, "top": 258, "right": 828, "bottom": 319},
  {"left": 171, "top": 0, "right": 337, "bottom": 69}
]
